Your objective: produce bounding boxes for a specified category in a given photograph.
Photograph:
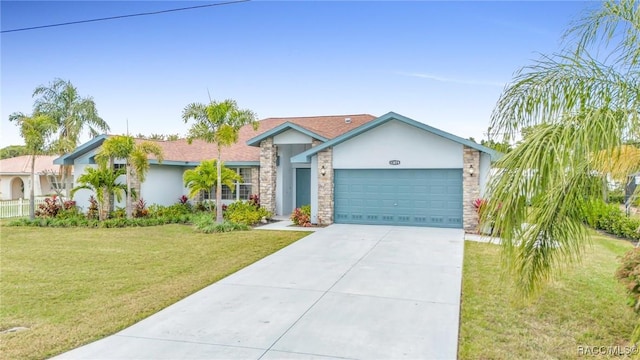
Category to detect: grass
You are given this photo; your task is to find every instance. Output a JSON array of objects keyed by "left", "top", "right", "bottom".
[
  {"left": 459, "top": 233, "right": 637, "bottom": 359},
  {"left": 0, "top": 224, "right": 309, "bottom": 360}
]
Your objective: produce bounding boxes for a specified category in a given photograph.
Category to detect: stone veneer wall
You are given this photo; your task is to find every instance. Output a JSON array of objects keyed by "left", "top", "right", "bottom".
[
  {"left": 259, "top": 138, "right": 277, "bottom": 214},
  {"left": 250, "top": 167, "right": 260, "bottom": 197},
  {"left": 317, "top": 148, "right": 334, "bottom": 225},
  {"left": 463, "top": 146, "right": 480, "bottom": 232}
]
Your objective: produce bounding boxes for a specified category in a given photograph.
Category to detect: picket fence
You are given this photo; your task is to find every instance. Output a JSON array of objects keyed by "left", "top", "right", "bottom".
[{"left": 0, "top": 199, "right": 48, "bottom": 219}]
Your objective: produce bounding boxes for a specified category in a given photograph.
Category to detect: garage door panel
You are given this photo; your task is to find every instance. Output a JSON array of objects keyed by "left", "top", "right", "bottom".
[{"left": 334, "top": 169, "right": 463, "bottom": 228}]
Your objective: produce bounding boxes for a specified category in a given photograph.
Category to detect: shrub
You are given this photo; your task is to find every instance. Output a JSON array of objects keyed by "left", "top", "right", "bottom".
[
  {"left": 133, "top": 198, "right": 148, "bottom": 218},
  {"left": 148, "top": 203, "right": 193, "bottom": 218},
  {"left": 291, "top": 205, "right": 311, "bottom": 226},
  {"left": 7, "top": 212, "right": 193, "bottom": 228},
  {"left": 35, "top": 196, "right": 62, "bottom": 218},
  {"left": 192, "top": 213, "right": 248, "bottom": 233},
  {"left": 87, "top": 196, "right": 99, "bottom": 220},
  {"left": 582, "top": 200, "right": 640, "bottom": 240},
  {"left": 224, "top": 200, "right": 271, "bottom": 225},
  {"left": 616, "top": 248, "right": 640, "bottom": 342},
  {"left": 249, "top": 194, "right": 260, "bottom": 207},
  {"left": 110, "top": 207, "right": 126, "bottom": 219},
  {"left": 609, "top": 189, "right": 626, "bottom": 204},
  {"left": 34, "top": 196, "right": 77, "bottom": 218}
]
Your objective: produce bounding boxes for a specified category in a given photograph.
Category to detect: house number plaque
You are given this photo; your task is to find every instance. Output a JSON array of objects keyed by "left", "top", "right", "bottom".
[{"left": 389, "top": 160, "right": 401, "bottom": 165}]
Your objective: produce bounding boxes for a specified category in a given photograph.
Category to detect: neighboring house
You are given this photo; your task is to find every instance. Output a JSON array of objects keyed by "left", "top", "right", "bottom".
[
  {"left": 56, "top": 112, "right": 496, "bottom": 230},
  {"left": 0, "top": 155, "right": 65, "bottom": 200}
]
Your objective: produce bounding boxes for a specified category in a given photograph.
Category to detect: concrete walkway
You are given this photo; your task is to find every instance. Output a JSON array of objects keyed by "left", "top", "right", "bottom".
[{"left": 55, "top": 224, "right": 465, "bottom": 360}]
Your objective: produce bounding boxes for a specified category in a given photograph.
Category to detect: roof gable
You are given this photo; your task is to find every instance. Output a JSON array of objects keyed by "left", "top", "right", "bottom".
[
  {"left": 54, "top": 135, "right": 108, "bottom": 165},
  {"left": 291, "top": 112, "right": 498, "bottom": 163},
  {"left": 247, "top": 122, "right": 328, "bottom": 147}
]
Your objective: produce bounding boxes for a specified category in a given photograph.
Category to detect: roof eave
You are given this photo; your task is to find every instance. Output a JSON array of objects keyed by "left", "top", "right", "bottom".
[
  {"left": 290, "top": 112, "right": 500, "bottom": 162},
  {"left": 247, "top": 122, "right": 328, "bottom": 147}
]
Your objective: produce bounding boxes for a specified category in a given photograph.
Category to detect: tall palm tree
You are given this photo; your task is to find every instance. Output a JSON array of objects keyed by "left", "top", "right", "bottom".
[
  {"left": 71, "top": 166, "right": 127, "bottom": 221},
  {"left": 182, "top": 99, "right": 258, "bottom": 222},
  {"left": 183, "top": 160, "right": 243, "bottom": 212},
  {"left": 485, "top": 0, "right": 640, "bottom": 295},
  {"left": 96, "top": 135, "right": 163, "bottom": 218},
  {"left": 9, "top": 113, "right": 57, "bottom": 219},
  {"left": 32, "top": 78, "right": 110, "bottom": 197}
]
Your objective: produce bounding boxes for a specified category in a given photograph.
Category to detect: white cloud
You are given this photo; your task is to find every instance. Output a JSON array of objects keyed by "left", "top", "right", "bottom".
[{"left": 398, "top": 72, "right": 506, "bottom": 88}]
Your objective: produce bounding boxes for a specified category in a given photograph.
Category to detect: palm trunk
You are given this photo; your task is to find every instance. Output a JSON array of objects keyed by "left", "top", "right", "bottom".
[
  {"left": 100, "top": 188, "right": 109, "bottom": 221},
  {"left": 61, "top": 164, "right": 72, "bottom": 199},
  {"left": 126, "top": 163, "right": 132, "bottom": 219},
  {"left": 216, "top": 146, "right": 223, "bottom": 223},
  {"left": 29, "top": 154, "right": 36, "bottom": 219}
]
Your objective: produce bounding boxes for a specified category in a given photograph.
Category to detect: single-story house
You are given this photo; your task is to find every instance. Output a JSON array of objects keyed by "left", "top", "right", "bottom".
[
  {"left": 0, "top": 155, "right": 66, "bottom": 200},
  {"left": 55, "top": 112, "right": 496, "bottom": 230}
]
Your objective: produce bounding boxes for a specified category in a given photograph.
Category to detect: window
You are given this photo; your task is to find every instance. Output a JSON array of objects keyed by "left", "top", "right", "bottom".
[{"left": 204, "top": 168, "right": 253, "bottom": 202}]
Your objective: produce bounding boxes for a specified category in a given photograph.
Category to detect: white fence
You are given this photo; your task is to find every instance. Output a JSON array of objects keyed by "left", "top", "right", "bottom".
[{"left": 0, "top": 199, "right": 48, "bottom": 219}]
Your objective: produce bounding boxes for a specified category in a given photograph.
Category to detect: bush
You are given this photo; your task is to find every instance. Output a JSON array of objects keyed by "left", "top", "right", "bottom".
[
  {"left": 109, "top": 207, "right": 126, "bottom": 219},
  {"left": 35, "top": 196, "right": 77, "bottom": 218},
  {"left": 192, "top": 213, "right": 248, "bottom": 233},
  {"left": 616, "top": 248, "right": 640, "bottom": 342},
  {"left": 7, "top": 215, "right": 192, "bottom": 228},
  {"left": 133, "top": 198, "right": 148, "bottom": 218},
  {"left": 583, "top": 200, "right": 640, "bottom": 240},
  {"left": 148, "top": 203, "right": 193, "bottom": 218},
  {"left": 224, "top": 200, "right": 271, "bottom": 225},
  {"left": 291, "top": 205, "right": 311, "bottom": 226},
  {"left": 87, "top": 196, "right": 99, "bottom": 220},
  {"left": 609, "top": 189, "right": 626, "bottom": 204}
]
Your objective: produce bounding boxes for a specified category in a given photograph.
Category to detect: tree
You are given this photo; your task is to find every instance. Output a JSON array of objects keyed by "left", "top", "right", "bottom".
[
  {"left": 0, "top": 145, "right": 31, "bottom": 159},
  {"left": 183, "top": 160, "right": 243, "bottom": 212},
  {"left": 95, "top": 135, "right": 163, "bottom": 218},
  {"left": 9, "top": 113, "right": 57, "bottom": 219},
  {"left": 32, "top": 78, "right": 110, "bottom": 197},
  {"left": 485, "top": 0, "right": 640, "bottom": 295},
  {"left": 71, "top": 166, "right": 127, "bottom": 221},
  {"left": 182, "top": 99, "right": 258, "bottom": 222}
]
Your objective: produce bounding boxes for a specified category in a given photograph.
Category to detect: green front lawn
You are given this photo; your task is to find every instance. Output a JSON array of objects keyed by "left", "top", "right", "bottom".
[
  {"left": 1, "top": 225, "right": 309, "bottom": 360},
  {"left": 460, "top": 233, "right": 637, "bottom": 359}
]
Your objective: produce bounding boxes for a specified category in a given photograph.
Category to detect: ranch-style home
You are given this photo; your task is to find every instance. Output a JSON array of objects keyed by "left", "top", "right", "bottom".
[
  {"left": 0, "top": 155, "right": 66, "bottom": 201},
  {"left": 55, "top": 112, "right": 496, "bottom": 231}
]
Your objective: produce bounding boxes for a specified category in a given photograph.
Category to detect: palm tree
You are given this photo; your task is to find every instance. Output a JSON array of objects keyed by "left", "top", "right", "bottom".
[
  {"left": 183, "top": 160, "right": 243, "bottom": 212},
  {"left": 485, "top": 0, "right": 639, "bottom": 295},
  {"left": 96, "top": 135, "right": 164, "bottom": 218},
  {"left": 9, "top": 113, "right": 57, "bottom": 219},
  {"left": 71, "top": 166, "right": 127, "bottom": 221},
  {"left": 182, "top": 99, "right": 258, "bottom": 222},
  {"left": 32, "top": 78, "right": 110, "bottom": 197}
]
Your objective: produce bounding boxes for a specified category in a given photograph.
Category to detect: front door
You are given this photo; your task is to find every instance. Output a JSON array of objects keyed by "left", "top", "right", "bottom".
[{"left": 295, "top": 168, "right": 311, "bottom": 208}]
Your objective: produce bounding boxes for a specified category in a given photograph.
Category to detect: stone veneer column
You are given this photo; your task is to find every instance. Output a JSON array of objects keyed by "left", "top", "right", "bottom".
[
  {"left": 463, "top": 146, "right": 480, "bottom": 232},
  {"left": 317, "top": 148, "right": 333, "bottom": 225},
  {"left": 250, "top": 167, "right": 260, "bottom": 197},
  {"left": 259, "top": 138, "right": 277, "bottom": 214}
]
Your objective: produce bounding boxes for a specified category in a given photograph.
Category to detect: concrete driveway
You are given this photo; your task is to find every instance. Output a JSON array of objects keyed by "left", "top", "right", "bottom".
[{"left": 55, "top": 224, "right": 464, "bottom": 360}]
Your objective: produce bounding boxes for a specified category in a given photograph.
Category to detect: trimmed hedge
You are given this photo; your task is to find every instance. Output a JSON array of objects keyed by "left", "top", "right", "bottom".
[
  {"left": 8, "top": 215, "right": 193, "bottom": 228},
  {"left": 583, "top": 200, "right": 640, "bottom": 240}
]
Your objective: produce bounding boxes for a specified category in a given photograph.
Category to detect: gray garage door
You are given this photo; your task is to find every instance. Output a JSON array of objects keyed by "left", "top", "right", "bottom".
[{"left": 334, "top": 169, "right": 463, "bottom": 228}]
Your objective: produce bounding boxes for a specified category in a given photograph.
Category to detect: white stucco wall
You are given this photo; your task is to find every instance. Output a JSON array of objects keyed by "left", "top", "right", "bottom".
[
  {"left": 72, "top": 163, "right": 92, "bottom": 211},
  {"left": 333, "top": 120, "right": 464, "bottom": 169},
  {"left": 141, "top": 165, "right": 187, "bottom": 206},
  {"left": 274, "top": 129, "right": 313, "bottom": 145}
]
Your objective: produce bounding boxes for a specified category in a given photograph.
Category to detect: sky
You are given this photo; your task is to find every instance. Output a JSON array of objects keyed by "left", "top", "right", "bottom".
[{"left": 1, "top": 0, "right": 594, "bottom": 148}]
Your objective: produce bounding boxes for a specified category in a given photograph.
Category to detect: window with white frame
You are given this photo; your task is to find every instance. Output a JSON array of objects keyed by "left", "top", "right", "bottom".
[{"left": 221, "top": 168, "right": 252, "bottom": 201}]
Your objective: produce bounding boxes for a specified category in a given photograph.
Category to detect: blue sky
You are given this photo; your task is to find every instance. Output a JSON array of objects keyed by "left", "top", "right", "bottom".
[{"left": 1, "top": 0, "right": 593, "bottom": 147}]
